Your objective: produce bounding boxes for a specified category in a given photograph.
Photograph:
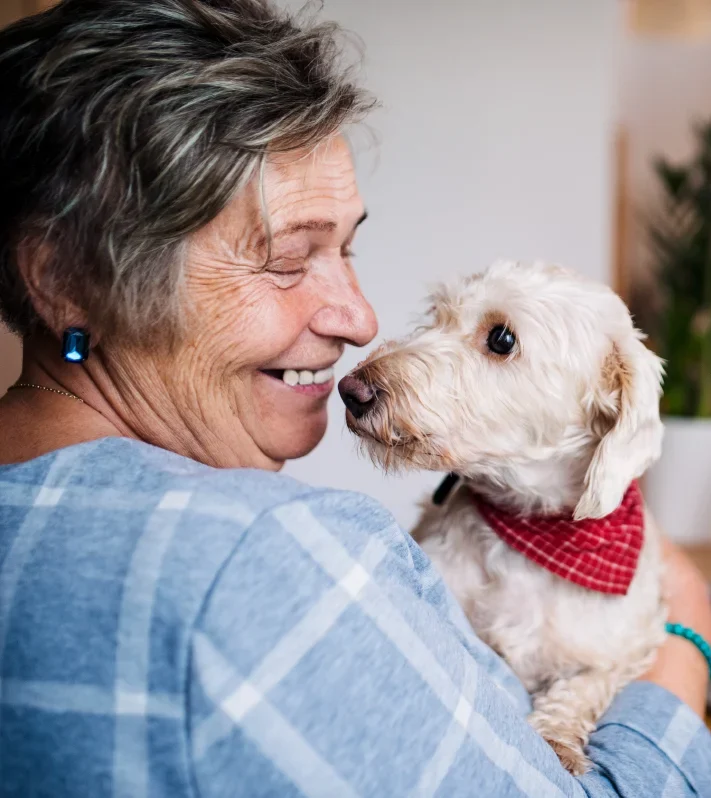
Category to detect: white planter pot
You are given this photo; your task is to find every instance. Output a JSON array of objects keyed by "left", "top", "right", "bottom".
[{"left": 644, "top": 418, "right": 711, "bottom": 545}]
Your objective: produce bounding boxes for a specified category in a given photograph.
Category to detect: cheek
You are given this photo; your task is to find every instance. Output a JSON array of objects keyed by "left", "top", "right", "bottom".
[
  {"left": 187, "top": 275, "right": 317, "bottom": 373},
  {"left": 465, "top": 361, "right": 572, "bottom": 446},
  {"left": 422, "top": 355, "right": 520, "bottom": 441}
]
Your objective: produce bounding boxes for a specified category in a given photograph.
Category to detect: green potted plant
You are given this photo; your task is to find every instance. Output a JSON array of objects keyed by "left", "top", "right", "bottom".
[{"left": 636, "top": 120, "right": 711, "bottom": 544}]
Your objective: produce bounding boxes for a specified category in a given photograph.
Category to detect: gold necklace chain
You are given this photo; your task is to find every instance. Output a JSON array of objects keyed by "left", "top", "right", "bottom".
[{"left": 7, "top": 383, "right": 84, "bottom": 403}]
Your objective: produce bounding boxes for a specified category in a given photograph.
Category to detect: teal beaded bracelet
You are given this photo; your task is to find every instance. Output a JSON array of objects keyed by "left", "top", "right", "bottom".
[{"left": 665, "top": 622, "right": 711, "bottom": 676}]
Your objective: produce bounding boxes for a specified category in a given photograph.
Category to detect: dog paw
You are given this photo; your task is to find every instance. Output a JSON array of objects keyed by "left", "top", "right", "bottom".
[{"left": 547, "top": 739, "right": 591, "bottom": 776}]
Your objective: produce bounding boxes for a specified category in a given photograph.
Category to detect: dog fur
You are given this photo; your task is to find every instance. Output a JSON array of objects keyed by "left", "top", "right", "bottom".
[{"left": 343, "top": 260, "right": 667, "bottom": 774}]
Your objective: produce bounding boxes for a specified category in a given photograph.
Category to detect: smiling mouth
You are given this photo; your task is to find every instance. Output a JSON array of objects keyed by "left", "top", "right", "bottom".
[{"left": 260, "top": 367, "right": 335, "bottom": 387}]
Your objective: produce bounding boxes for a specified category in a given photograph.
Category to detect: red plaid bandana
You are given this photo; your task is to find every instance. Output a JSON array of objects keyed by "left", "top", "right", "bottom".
[{"left": 471, "top": 482, "right": 644, "bottom": 595}]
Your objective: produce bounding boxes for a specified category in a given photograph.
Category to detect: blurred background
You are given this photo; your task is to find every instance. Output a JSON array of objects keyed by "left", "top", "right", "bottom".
[{"left": 1, "top": 0, "right": 710, "bottom": 563}]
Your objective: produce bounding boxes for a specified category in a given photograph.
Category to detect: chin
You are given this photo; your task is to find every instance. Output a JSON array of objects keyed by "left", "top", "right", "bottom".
[{"left": 265, "top": 413, "right": 329, "bottom": 464}]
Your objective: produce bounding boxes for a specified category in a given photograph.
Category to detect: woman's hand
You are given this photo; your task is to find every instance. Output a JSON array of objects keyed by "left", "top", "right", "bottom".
[{"left": 639, "top": 538, "right": 711, "bottom": 717}]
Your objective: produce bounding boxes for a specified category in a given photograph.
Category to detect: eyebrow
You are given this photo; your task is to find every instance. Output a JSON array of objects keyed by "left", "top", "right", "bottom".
[{"left": 256, "top": 210, "right": 368, "bottom": 251}]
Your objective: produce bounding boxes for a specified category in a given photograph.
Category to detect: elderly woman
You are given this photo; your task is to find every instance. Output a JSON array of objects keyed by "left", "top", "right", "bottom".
[{"left": 0, "top": 1, "right": 709, "bottom": 796}]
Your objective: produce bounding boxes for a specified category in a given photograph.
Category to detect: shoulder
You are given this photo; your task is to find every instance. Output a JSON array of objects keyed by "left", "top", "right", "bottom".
[
  {"left": 0, "top": 435, "right": 419, "bottom": 624},
  {"left": 1, "top": 435, "right": 416, "bottom": 642},
  {"left": 0, "top": 435, "right": 431, "bottom": 706},
  {"left": 65, "top": 435, "right": 325, "bottom": 513},
  {"left": 86, "top": 437, "right": 417, "bottom": 573},
  {"left": 103, "top": 437, "right": 409, "bottom": 559},
  {"left": 2, "top": 434, "right": 359, "bottom": 523}
]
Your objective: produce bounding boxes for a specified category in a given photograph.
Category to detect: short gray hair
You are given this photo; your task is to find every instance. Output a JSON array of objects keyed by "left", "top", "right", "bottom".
[{"left": 0, "top": 0, "right": 374, "bottom": 342}]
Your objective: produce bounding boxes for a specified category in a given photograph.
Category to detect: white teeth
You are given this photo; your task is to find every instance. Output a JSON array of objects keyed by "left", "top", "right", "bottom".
[
  {"left": 281, "top": 367, "right": 334, "bottom": 386},
  {"left": 314, "top": 368, "right": 334, "bottom": 385}
]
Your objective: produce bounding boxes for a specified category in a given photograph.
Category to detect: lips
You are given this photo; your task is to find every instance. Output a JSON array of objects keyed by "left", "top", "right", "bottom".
[
  {"left": 259, "top": 366, "right": 337, "bottom": 400},
  {"left": 261, "top": 367, "right": 335, "bottom": 386}
]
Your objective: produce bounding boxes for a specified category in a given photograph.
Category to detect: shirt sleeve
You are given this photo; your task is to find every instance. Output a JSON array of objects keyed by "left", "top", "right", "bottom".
[{"left": 186, "top": 489, "right": 711, "bottom": 798}]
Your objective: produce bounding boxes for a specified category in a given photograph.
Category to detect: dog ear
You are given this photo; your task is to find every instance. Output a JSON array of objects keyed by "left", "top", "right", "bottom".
[{"left": 574, "top": 336, "right": 664, "bottom": 520}]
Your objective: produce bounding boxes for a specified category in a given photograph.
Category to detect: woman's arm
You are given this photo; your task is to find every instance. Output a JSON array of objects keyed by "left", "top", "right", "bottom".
[
  {"left": 639, "top": 537, "right": 711, "bottom": 717},
  {"left": 188, "top": 491, "right": 711, "bottom": 798}
]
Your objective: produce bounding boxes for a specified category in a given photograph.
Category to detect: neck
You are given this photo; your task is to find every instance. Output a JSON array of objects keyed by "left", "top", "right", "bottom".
[
  {"left": 0, "top": 332, "right": 281, "bottom": 471},
  {"left": 461, "top": 437, "right": 597, "bottom": 517}
]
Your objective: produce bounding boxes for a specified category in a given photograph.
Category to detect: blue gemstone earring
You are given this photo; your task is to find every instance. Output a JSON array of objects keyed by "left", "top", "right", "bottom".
[{"left": 62, "top": 327, "right": 91, "bottom": 364}]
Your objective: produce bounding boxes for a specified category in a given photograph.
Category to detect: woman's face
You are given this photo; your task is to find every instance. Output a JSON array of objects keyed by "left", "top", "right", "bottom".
[{"left": 169, "top": 136, "right": 377, "bottom": 469}]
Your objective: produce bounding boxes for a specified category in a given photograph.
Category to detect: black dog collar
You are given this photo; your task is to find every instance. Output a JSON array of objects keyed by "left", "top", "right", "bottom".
[{"left": 432, "top": 472, "right": 461, "bottom": 506}]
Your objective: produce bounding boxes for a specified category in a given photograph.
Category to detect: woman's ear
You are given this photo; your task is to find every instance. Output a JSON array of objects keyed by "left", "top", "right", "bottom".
[
  {"left": 574, "top": 335, "right": 664, "bottom": 520},
  {"left": 16, "top": 238, "right": 85, "bottom": 335}
]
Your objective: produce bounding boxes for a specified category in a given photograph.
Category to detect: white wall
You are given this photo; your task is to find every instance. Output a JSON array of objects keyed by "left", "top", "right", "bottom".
[
  {"left": 0, "top": 1, "right": 619, "bottom": 532},
  {"left": 283, "top": 0, "right": 619, "bottom": 530}
]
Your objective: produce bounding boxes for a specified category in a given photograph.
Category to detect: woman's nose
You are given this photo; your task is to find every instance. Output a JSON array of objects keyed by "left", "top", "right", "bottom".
[
  {"left": 311, "top": 274, "right": 378, "bottom": 347},
  {"left": 338, "top": 374, "right": 378, "bottom": 419},
  {"left": 349, "top": 298, "right": 379, "bottom": 348}
]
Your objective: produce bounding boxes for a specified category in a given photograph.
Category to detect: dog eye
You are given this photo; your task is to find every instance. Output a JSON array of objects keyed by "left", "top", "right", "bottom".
[{"left": 487, "top": 325, "right": 516, "bottom": 356}]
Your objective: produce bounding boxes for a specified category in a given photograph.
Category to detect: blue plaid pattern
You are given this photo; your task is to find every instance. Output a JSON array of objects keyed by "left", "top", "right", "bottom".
[{"left": 0, "top": 437, "right": 709, "bottom": 797}]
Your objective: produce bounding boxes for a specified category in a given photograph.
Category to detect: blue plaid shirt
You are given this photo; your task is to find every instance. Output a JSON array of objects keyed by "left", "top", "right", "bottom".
[{"left": 1, "top": 437, "right": 709, "bottom": 797}]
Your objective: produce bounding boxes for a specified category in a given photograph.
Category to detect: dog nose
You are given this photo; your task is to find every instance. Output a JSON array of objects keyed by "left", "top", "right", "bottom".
[{"left": 338, "top": 374, "right": 378, "bottom": 419}]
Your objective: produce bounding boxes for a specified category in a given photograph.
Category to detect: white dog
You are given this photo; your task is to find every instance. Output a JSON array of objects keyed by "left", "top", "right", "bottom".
[{"left": 339, "top": 260, "right": 667, "bottom": 774}]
